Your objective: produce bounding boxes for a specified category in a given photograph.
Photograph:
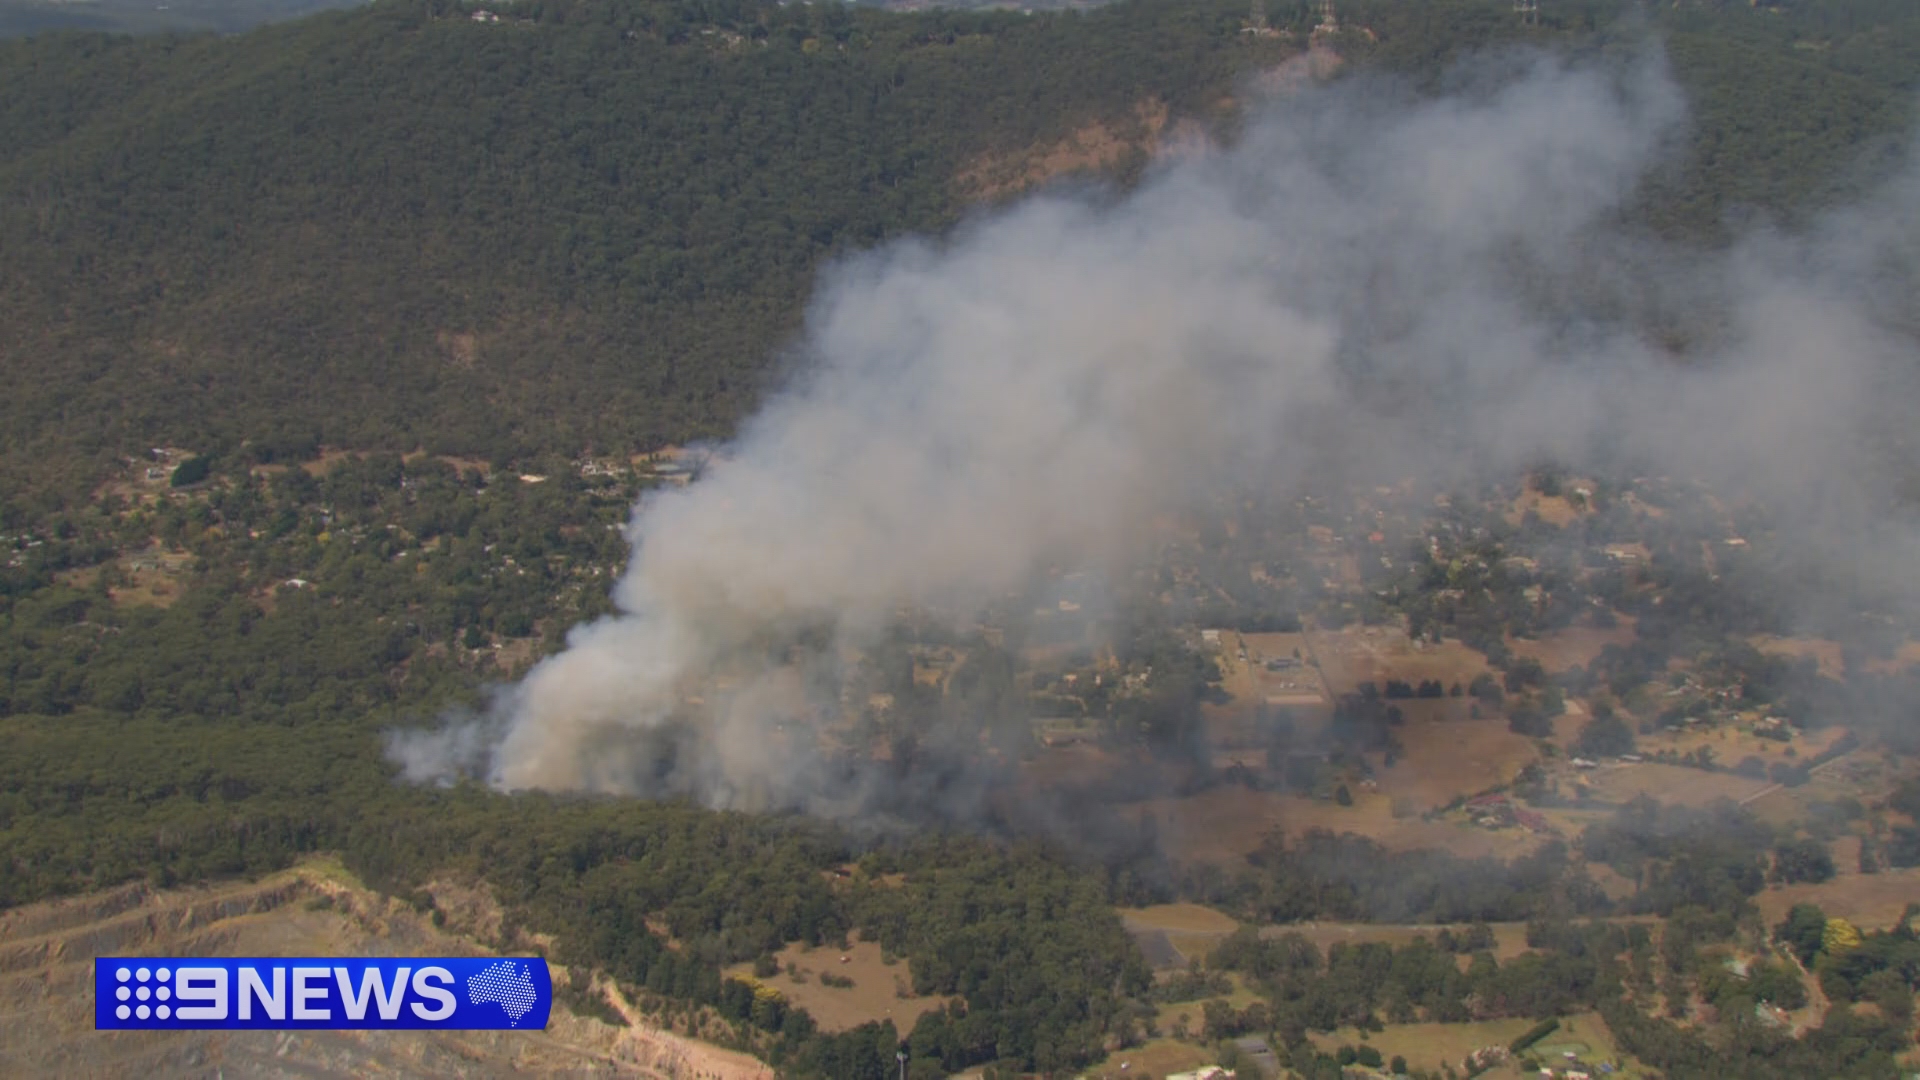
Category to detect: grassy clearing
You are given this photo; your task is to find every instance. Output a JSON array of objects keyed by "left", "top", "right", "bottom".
[
  {"left": 1307, "top": 1011, "right": 1644, "bottom": 1077},
  {"left": 1755, "top": 866, "right": 1920, "bottom": 930},
  {"left": 1121, "top": 903, "right": 1241, "bottom": 935},
  {"left": 1080, "top": 1037, "right": 1213, "bottom": 1080},
  {"left": 1581, "top": 762, "right": 1774, "bottom": 807},
  {"left": 1150, "top": 974, "right": 1268, "bottom": 1035},
  {"left": 1506, "top": 619, "right": 1637, "bottom": 673},
  {"left": 1749, "top": 634, "right": 1847, "bottom": 680},
  {"left": 1125, "top": 782, "right": 1550, "bottom": 868},
  {"left": 722, "top": 935, "right": 950, "bottom": 1034},
  {"left": 1303, "top": 624, "right": 1492, "bottom": 699},
  {"left": 1386, "top": 711, "right": 1540, "bottom": 810},
  {"left": 1264, "top": 920, "right": 1535, "bottom": 962}
]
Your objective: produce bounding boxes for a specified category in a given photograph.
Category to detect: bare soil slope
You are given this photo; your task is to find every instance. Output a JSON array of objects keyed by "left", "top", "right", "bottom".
[{"left": 0, "top": 859, "right": 770, "bottom": 1080}]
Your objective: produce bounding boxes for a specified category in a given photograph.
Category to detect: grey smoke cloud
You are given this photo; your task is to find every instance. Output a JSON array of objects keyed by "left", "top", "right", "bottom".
[{"left": 390, "top": 45, "right": 1920, "bottom": 813}]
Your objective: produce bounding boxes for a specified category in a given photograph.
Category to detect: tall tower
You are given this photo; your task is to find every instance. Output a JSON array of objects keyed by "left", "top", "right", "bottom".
[
  {"left": 1246, "top": 0, "right": 1267, "bottom": 33},
  {"left": 1317, "top": 0, "right": 1337, "bottom": 33},
  {"left": 1514, "top": 0, "right": 1539, "bottom": 26}
]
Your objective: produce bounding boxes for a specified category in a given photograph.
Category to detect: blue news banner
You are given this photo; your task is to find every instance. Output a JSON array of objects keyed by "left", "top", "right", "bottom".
[{"left": 96, "top": 957, "right": 551, "bottom": 1031}]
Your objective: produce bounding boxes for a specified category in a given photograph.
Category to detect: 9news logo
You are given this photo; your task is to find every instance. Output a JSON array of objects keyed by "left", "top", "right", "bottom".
[{"left": 96, "top": 958, "right": 552, "bottom": 1030}]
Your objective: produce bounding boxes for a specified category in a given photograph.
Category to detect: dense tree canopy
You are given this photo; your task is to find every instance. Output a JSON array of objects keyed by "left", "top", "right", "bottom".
[{"left": 1, "top": 0, "right": 1917, "bottom": 508}]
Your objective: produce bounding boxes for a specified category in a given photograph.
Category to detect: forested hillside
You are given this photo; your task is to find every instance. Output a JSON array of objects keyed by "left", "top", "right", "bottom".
[
  {"left": 0, "top": 0, "right": 357, "bottom": 37},
  {"left": 0, "top": 0, "right": 1287, "bottom": 507},
  {"left": 2, "top": 0, "right": 1918, "bottom": 511}
]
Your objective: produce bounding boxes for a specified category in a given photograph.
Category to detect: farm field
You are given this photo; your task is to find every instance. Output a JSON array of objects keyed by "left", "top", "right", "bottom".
[
  {"left": 1749, "top": 634, "right": 1847, "bottom": 679},
  {"left": 1121, "top": 903, "right": 1244, "bottom": 969},
  {"left": 1506, "top": 486, "right": 1587, "bottom": 527},
  {"left": 1385, "top": 708, "right": 1540, "bottom": 809},
  {"left": 721, "top": 935, "right": 949, "bottom": 1035},
  {"left": 1121, "top": 902, "right": 1243, "bottom": 968},
  {"left": 1579, "top": 762, "right": 1776, "bottom": 806},
  {"left": 1863, "top": 639, "right": 1920, "bottom": 674},
  {"left": 1208, "top": 630, "right": 1330, "bottom": 739},
  {"left": 1301, "top": 624, "right": 1493, "bottom": 699},
  {"left": 1264, "top": 919, "right": 1537, "bottom": 962},
  {"left": 1754, "top": 866, "right": 1920, "bottom": 930},
  {"left": 1506, "top": 619, "right": 1638, "bottom": 673},
  {"left": 1742, "top": 754, "right": 1903, "bottom": 826},
  {"left": 1123, "top": 785, "right": 1550, "bottom": 867},
  {"left": 1307, "top": 1011, "right": 1642, "bottom": 1078},
  {"left": 1121, "top": 902, "right": 1241, "bottom": 935},
  {"left": 1080, "top": 1037, "right": 1214, "bottom": 1080},
  {"left": 1118, "top": 905, "right": 1578, "bottom": 969},
  {"left": 1642, "top": 721, "right": 1849, "bottom": 766}
]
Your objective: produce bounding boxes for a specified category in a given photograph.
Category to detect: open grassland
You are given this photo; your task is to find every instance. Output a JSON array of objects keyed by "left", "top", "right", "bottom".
[
  {"left": 1119, "top": 906, "right": 1565, "bottom": 969},
  {"left": 1755, "top": 866, "right": 1920, "bottom": 930},
  {"left": 1126, "top": 785, "right": 1550, "bottom": 867},
  {"left": 1506, "top": 487, "right": 1587, "bottom": 527},
  {"left": 1385, "top": 710, "right": 1540, "bottom": 809},
  {"left": 1863, "top": 639, "right": 1920, "bottom": 675},
  {"left": 1121, "top": 903, "right": 1241, "bottom": 935},
  {"left": 1080, "top": 1037, "right": 1213, "bottom": 1080},
  {"left": 1308, "top": 1017, "right": 1534, "bottom": 1075},
  {"left": 1303, "top": 624, "right": 1492, "bottom": 698},
  {"left": 1308, "top": 1011, "right": 1643, "bottom": 1077},
  {"left": 1640, "top": 722, "right": 1847, "bottom": 767},
  {"left": 1150, "top": 973, "right": 1268, "bottom": 1033},
  {"left": 1121, "top": 903, "right": 1245, "bottom": 968},
  {"left": 1506, "top": 619, "right": 1638, "bottom": 672},
  {"left": 1580, "top": 762, "right": 1776, "bottom": 807},
  {"left": 1206, "top": 630, "right": 1330, "bottom": 741},
  {"left": 722, "top": 936, "right": 948, "bottom": 1035},
  {"left": 1264, "top": 920, "right": 1536, "bottom": 962},
  {"left": 1744, "top": 754, "right": 1902, "bottom": 826},
  {"left": 1749, "top": 634, "right": 1848, "bottom": 680}
]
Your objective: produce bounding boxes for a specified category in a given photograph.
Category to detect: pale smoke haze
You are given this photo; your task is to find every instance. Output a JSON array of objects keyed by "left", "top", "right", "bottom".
[{"left": 388, "top": 47, "right": 1920, "bottom": 816}]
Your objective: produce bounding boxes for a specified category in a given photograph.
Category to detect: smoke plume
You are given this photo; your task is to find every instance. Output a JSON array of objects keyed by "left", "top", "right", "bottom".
[{"left": 389, "top": 45, "right": 1920, "bottom": 818}]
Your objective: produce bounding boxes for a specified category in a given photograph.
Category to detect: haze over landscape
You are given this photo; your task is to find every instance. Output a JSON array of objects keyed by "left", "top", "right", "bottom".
[
  {"left": 396, "top": 45, "right": 1920, "bottom": 833},
  {"left": 6, "top": 1, "right": 1920, "bottom": 1078}
]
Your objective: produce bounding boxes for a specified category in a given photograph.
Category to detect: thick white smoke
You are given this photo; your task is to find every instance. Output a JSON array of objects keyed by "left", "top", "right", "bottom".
[{"left": 389, "top": 46, "right": 1920, "bottom": 814}]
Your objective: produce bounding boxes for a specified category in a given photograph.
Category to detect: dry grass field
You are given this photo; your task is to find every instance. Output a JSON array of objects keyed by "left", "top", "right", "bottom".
[
  {"left": 722, "top": 935, "right": 949, "bottom": 1035},
  {"left": 1580, "top": 762, "right": 1776, "bottom": 807},
  {"left": 1120, "top": 903, "right": 1244, "bottom": 968},
  {"left": 1265, "top": 920, "right": 1536, "bottom": 962},
  {"left": 1506, "top": 487, "right": 1586, "bottom": 527},
  {"left": 1308, "top": 1010, "right": 1641, "bottom": 1077},
  {"left": 1640, "top": 721, "right": 1846, "bottom": 767},
  {"left": 1147, "top": 972, "right": 1267, "bottom": 1033},
  {"left": 1302, "top": 624, "right": 1493, "bottom": 698},
  {"left": 1079, "top": 1037, "right": 1214, "bottom": 1080},
  {"left": 1207, "top": 630, "right": 1331, "bottom": 737},
  {"left": 1863, "top": 640, "right": 1920, "bottom": 675},
  {"left": 1506, "top": 620, "right": 1638, "bottom": 672},
  {"left": 1749, "top": 634, "right": 1847, "bottom": 679},
  {"left": 1755, "top": 867, "right": 1920, "bottom": 930},
  {"left": 1124, "top": 785, "right": 1550, "bottom": 867},
  {"left": 1385, "top": 709, "right": 1540, "bottom": 809},
  {"left": 1118, "top": 906, "right": 1557, "bottom": 971},
  {"left": 1309, "top": 1017, "right": 1534, "bottom": 1074},
  {"left": 1121, "top": 903, "right": 1242, "bottom": 935},
  {"left": 58, "top": 545, "right": 198, "bottom": 608}
]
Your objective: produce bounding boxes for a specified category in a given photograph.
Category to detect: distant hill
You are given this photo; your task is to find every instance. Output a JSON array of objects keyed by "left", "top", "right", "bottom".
[
  {"left": 0, "top": 0, "right": 363, "bottom": 38},
  {"left": 0, "top": 0, "right": 1915, "bottom": 508}
]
